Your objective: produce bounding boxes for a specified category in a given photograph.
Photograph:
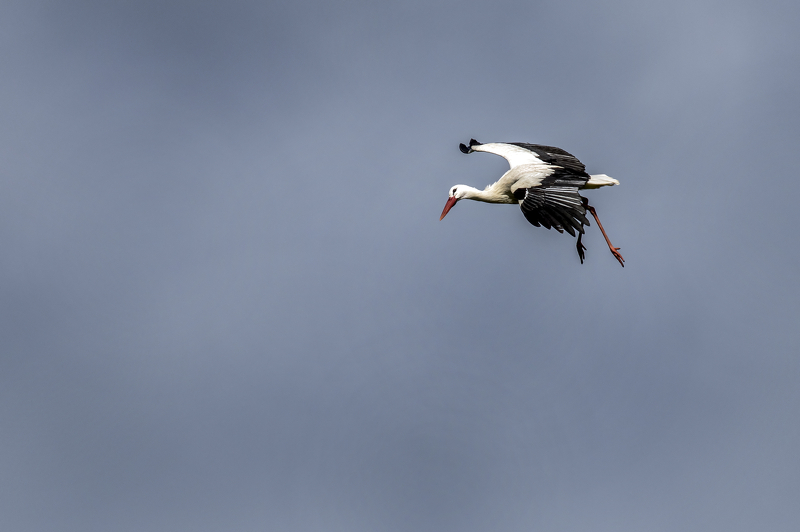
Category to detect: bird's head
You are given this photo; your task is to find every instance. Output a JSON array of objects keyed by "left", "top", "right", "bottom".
[{"left": 439, "top": 185, "right": 469, "bottom": 220}]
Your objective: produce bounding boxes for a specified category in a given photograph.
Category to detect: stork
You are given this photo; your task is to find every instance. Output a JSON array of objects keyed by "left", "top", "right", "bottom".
[{"left": 440, "top": 139, "right": 624, "bottom": 266}]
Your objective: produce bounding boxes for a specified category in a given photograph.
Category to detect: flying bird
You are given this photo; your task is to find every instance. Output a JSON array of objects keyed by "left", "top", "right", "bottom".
[{"left": 440, "top": 139, "right": 624, "bottom": 266}]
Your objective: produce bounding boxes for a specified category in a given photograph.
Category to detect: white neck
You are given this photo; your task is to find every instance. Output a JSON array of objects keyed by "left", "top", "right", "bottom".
[{"left": 460, "top": 185, "right": 515, "bottom": 204}]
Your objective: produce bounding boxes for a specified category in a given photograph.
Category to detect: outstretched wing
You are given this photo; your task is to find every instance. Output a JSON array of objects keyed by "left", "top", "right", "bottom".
[
  {"left": 460, "top": 139, "right": 590, "bottom": 177},
  {"left": 507, "top": 143, "right": 588, "bottom": 176},
  {"left": 513, "top": 170, "right": 590, "bottom": 237}
]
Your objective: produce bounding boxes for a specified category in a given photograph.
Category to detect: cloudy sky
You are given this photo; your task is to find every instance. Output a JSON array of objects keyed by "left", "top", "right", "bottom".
[{"left": 2, "top": 0, "right": 799, "bottom": 530}]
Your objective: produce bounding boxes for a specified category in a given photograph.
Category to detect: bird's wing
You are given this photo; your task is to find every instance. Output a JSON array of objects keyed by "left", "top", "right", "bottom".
[
  {"left": 468, "top": 142, "right": 550, "bottom": 169},
  {"left": 464, "top": 141, "right": 589, "bottom": 176},
  {"left": 508, "top": 143, "right": 588, "bottom": 175},
  {"left": 511, "top": 169, "right": 591, "bottom": 237}
]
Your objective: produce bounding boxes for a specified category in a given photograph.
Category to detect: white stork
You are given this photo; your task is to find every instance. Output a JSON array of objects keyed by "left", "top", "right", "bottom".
[{"left": 440, "top": 139, "right": 624, "bottom": 266}]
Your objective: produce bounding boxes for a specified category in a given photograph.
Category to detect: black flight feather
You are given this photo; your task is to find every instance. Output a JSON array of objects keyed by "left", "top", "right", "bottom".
[
  {"left": 519, "top": 187, "right": 588, "bottom": 236},
  {"left": 509, "top": 143, "right": 590, "bottom": 177}
]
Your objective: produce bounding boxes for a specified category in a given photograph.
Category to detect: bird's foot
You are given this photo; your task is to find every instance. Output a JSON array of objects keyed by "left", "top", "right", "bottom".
[
  {"left": 576, "top": 234, "right": 586, "bottom": 264},
  {"left": 610, "top": 247, "right": 625, "bottom": 267}
]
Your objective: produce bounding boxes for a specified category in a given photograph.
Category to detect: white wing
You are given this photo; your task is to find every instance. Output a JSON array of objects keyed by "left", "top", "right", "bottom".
[{"left": 470, "top": 143, "right": 550, "bottom": 169}]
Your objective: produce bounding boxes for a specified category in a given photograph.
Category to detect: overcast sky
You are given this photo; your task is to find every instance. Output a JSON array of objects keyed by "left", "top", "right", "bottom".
[{"left": 2, "top": 1, "right": 799, "bottom": 531}]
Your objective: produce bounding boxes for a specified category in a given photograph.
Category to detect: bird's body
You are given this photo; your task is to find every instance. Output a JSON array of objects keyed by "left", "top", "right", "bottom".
[{"left": 441, "top": 139, "right": 624, "bottom": 266}]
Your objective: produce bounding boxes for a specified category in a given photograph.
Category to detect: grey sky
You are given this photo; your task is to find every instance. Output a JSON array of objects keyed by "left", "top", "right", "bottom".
[{"left": 1, "top": 1, "right": 798, "bottom": 531}]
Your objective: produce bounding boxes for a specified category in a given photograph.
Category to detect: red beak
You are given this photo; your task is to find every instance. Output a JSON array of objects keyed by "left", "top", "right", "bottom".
[{"left": 439, "top": 196, "right": 458, "bottom": 220}]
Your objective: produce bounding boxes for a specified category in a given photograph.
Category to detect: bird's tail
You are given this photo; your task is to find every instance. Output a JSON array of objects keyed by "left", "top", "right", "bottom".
[{"left": 584, "top": 174, "right": 620, "bottom": 188}]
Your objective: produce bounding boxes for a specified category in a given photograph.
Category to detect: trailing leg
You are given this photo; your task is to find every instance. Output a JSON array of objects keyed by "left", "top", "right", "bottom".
[{"left": 582, "top": 198, "right": 625, "bottom": 267}]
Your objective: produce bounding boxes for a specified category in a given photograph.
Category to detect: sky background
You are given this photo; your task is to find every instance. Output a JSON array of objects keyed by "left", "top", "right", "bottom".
[{"left": 2, "top": 0, "right": 799, "bottom": 531}]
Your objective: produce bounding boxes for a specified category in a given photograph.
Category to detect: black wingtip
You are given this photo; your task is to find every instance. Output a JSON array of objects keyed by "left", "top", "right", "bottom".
[{"left": 460, "top": 139, "right": 481, "bottom": 153}]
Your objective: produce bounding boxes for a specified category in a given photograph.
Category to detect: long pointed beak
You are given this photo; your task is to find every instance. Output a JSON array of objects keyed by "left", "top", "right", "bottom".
[{"left": 439, "top": 196, "right": 458, "bottom": 220}]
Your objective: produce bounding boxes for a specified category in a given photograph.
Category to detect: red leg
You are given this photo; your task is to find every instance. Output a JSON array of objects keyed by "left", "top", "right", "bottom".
[{"left": 582, "top": 199, "right": 624, "bottom": 267}]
